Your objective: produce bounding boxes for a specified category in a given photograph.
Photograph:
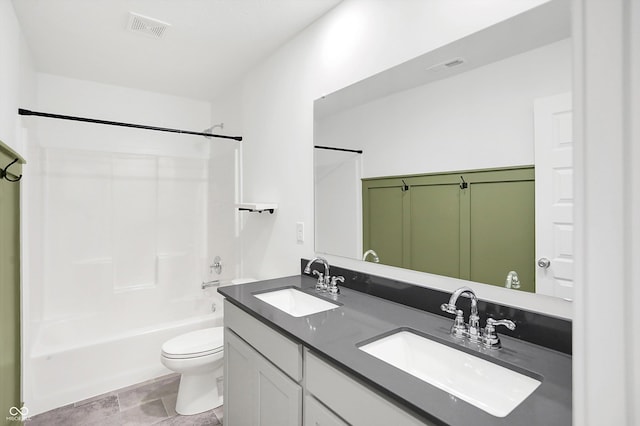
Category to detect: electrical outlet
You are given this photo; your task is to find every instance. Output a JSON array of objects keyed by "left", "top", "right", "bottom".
[{"left": 296, "top": 222, "right": 304, "bottom": 243}]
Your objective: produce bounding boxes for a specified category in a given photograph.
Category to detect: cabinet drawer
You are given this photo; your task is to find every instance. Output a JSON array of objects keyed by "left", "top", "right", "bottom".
[
  {"left": 224, "top": 300, "right": 303, "bottom": 381},
  {"left": 305, "top": 350, "right": 434, "bottom": 426},
  {"left": 304, "top": 395, "right": 348, "bottom": 426}
]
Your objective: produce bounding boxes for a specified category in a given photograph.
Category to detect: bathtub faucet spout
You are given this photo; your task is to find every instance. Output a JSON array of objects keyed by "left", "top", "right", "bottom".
[{"left": 202, "top": 280, "right": 221, "bottom": 289}]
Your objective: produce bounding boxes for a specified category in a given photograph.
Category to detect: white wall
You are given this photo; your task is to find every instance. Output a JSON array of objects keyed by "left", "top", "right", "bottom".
[
  {"left": 0, "top": 0, "right": 35, "bottom": 154},
  {"left": 317, "top": 39, "right": 571, "bottom": 178},
  {"left": 573, "top": 0, "right": 639, "bottom": 423},
  {"left": 33, "top": 74, "right": 212, "bottom": 157},
  {"left": 234, "top": 0, "right": 570, "bottom": 317}
]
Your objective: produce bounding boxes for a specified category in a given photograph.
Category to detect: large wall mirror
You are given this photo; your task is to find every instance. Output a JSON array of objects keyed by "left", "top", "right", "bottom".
[{"left": 314, "top": 0, "right": 573, "bottom": 300}]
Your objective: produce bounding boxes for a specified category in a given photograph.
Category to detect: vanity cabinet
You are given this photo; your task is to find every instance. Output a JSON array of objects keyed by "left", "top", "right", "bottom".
[
  {"left": 305, "top": 350, "right": 433, "bottom": 426},
  {"left": 224, "top": 301, "right": 302, "bottom": 426},
  {"left": 224, "top": 300, "right": 433, "bottom": 426},
  {"left": 304, "top": 395, "right": 348, "bottom": 426},
  {"left": 363, "top": 166, "right": 535, "bottom": 291},
  {"left": 225, "top": 329, "right": 302, "bottom": 426}
]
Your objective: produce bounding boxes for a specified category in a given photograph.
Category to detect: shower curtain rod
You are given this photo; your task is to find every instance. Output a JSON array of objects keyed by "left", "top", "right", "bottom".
[
  {"left": 314, "top": 145, "right": 363, "bottom": 154},
  {"left": 18, "top": 108, "right": 243, "bottom": 141}
]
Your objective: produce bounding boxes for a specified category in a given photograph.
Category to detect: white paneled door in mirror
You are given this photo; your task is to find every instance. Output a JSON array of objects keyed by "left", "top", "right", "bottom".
[{"left": 534, "top": 92, "right": 574, "bottom": 300}]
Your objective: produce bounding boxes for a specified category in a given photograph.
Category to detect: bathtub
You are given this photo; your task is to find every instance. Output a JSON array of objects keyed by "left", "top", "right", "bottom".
[{"left": 25, "top": 298, "right": 224, "bottom": 416}]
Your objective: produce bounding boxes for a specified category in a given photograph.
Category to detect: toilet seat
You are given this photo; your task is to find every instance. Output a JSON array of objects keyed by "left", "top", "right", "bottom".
[{"left": 161, "top": 327, "right": 223, "bottom": 359}]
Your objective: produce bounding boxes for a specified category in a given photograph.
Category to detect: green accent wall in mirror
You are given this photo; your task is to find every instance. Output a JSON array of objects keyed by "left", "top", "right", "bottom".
[{"left": 363, "top": 167, "right": 535, "bottom": 292}]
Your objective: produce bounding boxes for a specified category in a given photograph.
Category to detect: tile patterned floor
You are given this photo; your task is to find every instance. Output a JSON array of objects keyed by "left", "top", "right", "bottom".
[{"left": 27, "top": 374, "right": 223, "bottom": 426}]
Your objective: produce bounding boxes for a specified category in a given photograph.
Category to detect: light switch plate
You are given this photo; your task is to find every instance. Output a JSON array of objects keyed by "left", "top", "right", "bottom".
[{"left": 296, "top": 222, "right": 304, "bottom": 243}]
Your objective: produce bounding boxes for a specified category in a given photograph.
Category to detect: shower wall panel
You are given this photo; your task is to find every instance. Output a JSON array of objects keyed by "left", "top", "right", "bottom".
[{"left": 38, "top": 146, "right": 209, "bottom": 327}]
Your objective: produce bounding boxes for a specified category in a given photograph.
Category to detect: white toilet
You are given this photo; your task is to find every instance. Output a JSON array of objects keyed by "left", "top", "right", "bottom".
[{"left": 160, "top": 327, "right": 224, "bottom": 415}]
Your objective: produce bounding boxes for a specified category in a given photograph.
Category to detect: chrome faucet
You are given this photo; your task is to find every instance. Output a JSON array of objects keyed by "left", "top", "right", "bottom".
[
  {"left": 304, "top": 257, "right": 331, "bottom": 290},
  {"left": 441, "top": 286, "right": 517, "bottom": 349},
  {"left": 362, "top": 249, "right": 380, "bottom": 263},
  {"left": 505, "top": 270, "right": 521, "bottom": 289},
  {"left": 440, "top": 286, "right": 481, "bottom": 342}
]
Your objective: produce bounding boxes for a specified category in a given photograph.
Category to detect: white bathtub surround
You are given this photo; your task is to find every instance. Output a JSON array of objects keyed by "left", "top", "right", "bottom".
[
  {"left": 22, "top": 74, "right": 238, "bottom": 415},
  {"left": 230, "top": 278, "right": 257, "bottom": 285}
]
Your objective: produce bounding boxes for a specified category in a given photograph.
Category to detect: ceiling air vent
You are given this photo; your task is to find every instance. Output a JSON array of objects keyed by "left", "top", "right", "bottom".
[
  {"left": 127, "top": 12, "right": 170, "bottom": 39},
  {"left": 426, "top": 57, "right": 466, "bottom": 73}
]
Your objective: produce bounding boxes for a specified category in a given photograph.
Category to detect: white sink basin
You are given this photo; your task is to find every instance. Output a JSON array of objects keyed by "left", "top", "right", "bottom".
[
  {"left": 254, "top": 288, "right": 339, "bottom": 317},
  {"left": 359, "top": 330, "right": 541, "bottom": 417}
]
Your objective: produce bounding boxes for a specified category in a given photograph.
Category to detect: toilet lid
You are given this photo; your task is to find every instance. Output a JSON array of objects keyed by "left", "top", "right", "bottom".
[{"left": 162, "top": 327, "right": 223, "bottom": 358}]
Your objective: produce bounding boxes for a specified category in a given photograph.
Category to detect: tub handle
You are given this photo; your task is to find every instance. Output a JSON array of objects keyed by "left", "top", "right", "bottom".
[{"left": 210, "top": 256, "right": 222, "bottom": 275}]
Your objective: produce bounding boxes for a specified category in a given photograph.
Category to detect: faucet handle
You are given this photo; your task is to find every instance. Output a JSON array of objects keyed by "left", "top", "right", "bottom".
[
  {"left": 328, "top": 275, "right": 344, "bottom": 294},
  {"left": 451, "top": 309, "right": 468, "bottom": 339},
  {"left": 440, "top": 303, "right": 458, "bottom": 315},
  {"left": 312, "top": 270, "right": 325, "bottom": 291},
  {"left": 482, "top": 318, "right": 516, "bottom": 349},
  {"left": 487, "top": 318, "right": 516, "bottom": 330},
  {"left": 441, "top": 304, "right": 468, "bottom": 338}
]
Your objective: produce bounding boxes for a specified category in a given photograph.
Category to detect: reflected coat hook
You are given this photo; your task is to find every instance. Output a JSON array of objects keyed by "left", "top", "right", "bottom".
[
  {"left": 1, "top": 158, "right": 22, "bottom": 182},
  {"left": 459, "top": 176, "right": 468, "bottom": 189}
]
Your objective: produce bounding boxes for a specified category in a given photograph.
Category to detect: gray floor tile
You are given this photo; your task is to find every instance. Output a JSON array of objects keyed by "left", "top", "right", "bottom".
[
  {"left": 156, "top": 410, "right": 220, "bottom": 426},
  {"left": 73, "top": 395, "right": 120, "bottom": 424},
  {"left": 74, "top": 391, "right": 116, "bottom": 407},
  {"left": 27, "top": 404, "right": 75, "bottom": 426},
  {"left": 116, "top": 375, "right": 167, "bottom": 395},
  {"left": 119, "top": 399, "right": 169, "bottom": 425},
  {"left": 29, "top": 395, "right": 120, "bottom": 426},
  {"left": 28, "top": 374, "right": 222, "bottom": 426},
  {"left": 117, "top": 376, "right": 180, "bottom": 411},
  {"left": 213, "top": 405, "right": 223, "bottom": 424},
  {"left": 85, "top": 411, "right": 124, "bottom": 426},
  {"left": 161, "top": 393, "right": 178, "bottom": 417}
]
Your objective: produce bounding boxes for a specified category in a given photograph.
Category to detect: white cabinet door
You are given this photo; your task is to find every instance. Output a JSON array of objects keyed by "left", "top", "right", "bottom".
[
  {"left": 534, "top": 92, "right": 574, "bottom": 300},
  {"left": 224, "top": 327, "right": 302, "bottom": 426},
  {"left": 304, "top": 395, "right": 348, "bottom": 426},
  {"left": 225, "top": 328, "right": 256, "bottom": 426},
  {"left": 254, "top": 351, "right": 302, "bottom": 426}
]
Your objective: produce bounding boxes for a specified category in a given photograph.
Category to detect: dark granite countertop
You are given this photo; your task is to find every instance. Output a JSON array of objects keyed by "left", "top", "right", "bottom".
[{"left": 219, "top": 275, "right": 572, "bottom": 426}]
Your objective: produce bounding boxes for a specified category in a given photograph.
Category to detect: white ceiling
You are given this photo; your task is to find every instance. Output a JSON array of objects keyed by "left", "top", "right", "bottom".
[{"left": 11, "top": 0, "right": 343, "bottom": 101}]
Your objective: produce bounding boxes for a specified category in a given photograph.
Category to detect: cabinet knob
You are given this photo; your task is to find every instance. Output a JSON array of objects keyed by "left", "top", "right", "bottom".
[{"left": 537, "top": 257, "right": 551, "bottom": 268}]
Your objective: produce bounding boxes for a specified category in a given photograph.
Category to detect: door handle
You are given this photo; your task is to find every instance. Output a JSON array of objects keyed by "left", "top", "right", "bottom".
[{"left": 537, "top": 257, "right": 551, "bottom": 268}]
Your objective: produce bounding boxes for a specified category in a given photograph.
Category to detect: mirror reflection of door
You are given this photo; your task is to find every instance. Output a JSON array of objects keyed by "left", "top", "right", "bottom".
[{"left": 534, "top": 92, "right": 574, "bottom": 300}]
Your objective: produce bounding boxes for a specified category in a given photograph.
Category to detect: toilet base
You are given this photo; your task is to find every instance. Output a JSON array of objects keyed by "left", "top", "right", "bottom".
[{"left": 175, "top": 371, "right": 223, "bottom": 415}]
